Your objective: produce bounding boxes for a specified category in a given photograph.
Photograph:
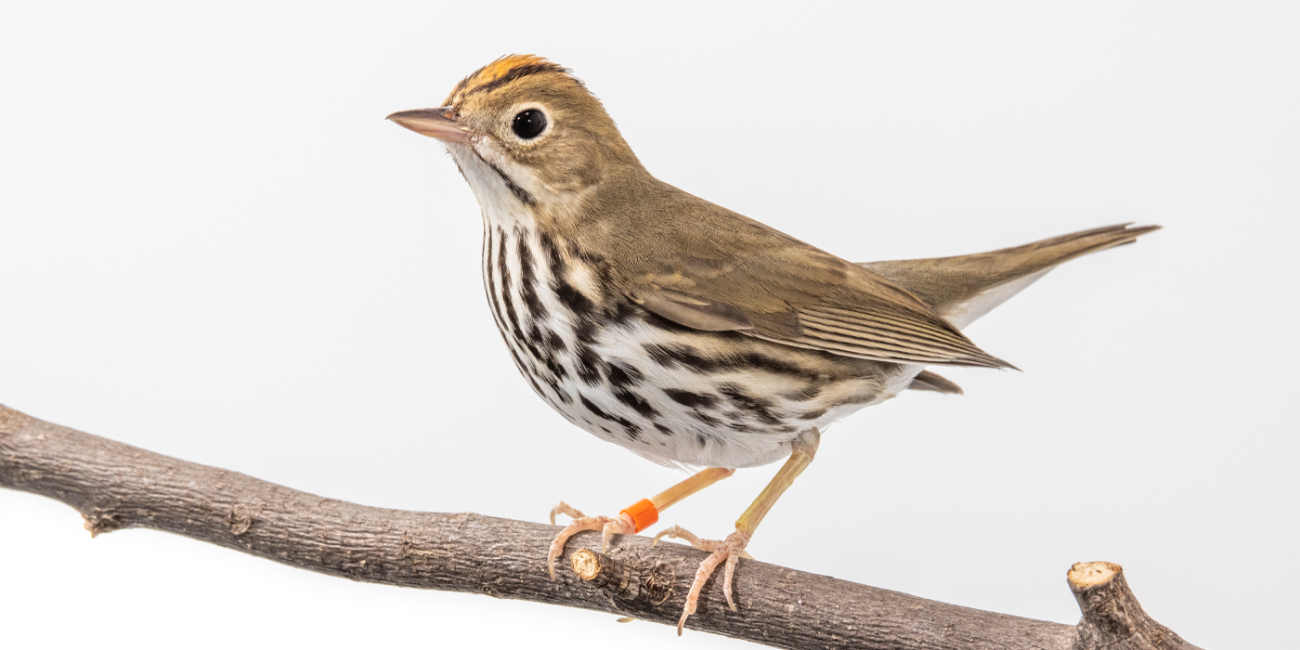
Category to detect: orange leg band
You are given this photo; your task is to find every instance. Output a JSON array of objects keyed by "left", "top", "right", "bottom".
[
  {"left": 620, "top": 499, "right": 659, "bottom": 533},
  {"left": 619, "top": 468, "right": 735, "bottom": 534}
]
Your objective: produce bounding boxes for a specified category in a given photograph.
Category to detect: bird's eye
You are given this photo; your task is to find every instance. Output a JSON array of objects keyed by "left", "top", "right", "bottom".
[{"left": 512, "top": 109, "right": 547, "bottom": 139}]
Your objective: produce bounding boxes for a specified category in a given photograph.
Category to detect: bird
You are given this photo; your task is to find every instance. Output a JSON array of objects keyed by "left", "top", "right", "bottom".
[{"left": 387, "top": 54, "right": 1159, "bottom": 634}]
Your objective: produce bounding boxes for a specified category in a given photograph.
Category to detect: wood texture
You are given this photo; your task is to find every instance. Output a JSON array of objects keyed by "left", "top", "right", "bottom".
[
  {"left": 0, "top": 404, "right": 1201, "bottom": 649},
  {"left": 1069, "top": 562, "right": 1205, "bottom": 650}
]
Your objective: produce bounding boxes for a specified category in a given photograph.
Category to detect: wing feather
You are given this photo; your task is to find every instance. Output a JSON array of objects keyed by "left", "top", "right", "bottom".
[{"left": 590, "top": 178, "right": 1014, "bottom": 368}]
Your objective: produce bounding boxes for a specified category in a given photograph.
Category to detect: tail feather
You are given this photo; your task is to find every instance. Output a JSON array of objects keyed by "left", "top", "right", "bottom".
[
  {"left": 908, "top": 369, "right": 964, "bottom": 394},
  {"left": 862, "top": 223, "right": 1161, "bottom": 329}
]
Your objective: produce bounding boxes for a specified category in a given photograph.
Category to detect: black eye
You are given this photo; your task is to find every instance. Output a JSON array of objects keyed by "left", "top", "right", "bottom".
[{"left": 512, "top": 108, "right": 547, "bottom": 139}]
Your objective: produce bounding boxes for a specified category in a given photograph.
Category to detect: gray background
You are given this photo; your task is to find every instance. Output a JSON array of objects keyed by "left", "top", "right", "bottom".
[{"left": 1, "top": 2, "right": 1295, "bottom": 648}]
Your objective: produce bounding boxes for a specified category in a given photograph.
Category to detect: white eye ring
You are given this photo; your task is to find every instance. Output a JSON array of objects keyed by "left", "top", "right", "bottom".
[{"left": 507, "top": 102, "right": 552, "bottom": 142}]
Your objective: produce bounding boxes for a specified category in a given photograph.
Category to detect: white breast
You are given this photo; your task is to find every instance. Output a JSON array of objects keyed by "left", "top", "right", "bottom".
[{"left": 455, "top": 141, "right": 911, "bottom": 470}]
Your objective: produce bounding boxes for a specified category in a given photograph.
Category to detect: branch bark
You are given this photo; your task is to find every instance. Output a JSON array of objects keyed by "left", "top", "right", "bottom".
[{"left": 0, "top": 404, "right": 1202, "bottom": 650}]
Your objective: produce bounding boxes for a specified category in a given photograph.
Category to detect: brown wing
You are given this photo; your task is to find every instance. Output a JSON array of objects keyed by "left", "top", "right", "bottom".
[{"left": 598, "top": 180, "right": 1011, "bottom": 368}]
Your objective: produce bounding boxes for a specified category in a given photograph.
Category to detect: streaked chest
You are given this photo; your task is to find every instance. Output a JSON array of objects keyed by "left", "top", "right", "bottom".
[{"left": 479, "top": 222, "right": 916, "bottom": 468}]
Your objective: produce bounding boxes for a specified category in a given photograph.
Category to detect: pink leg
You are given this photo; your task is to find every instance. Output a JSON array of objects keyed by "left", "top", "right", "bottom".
[
  {"left": 652, "top": 429, "right": 820, "bottom": 634},
  {"left": 544, "top": 468, "right": 735, "bottom": 581}
]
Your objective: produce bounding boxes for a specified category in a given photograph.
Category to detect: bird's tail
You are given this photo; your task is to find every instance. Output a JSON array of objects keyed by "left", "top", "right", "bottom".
[{"left": 861, "top": 223, "right": 1160, "bottom": 330}]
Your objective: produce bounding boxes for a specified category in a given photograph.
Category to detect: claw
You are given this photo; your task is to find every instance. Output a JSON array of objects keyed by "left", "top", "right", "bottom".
[
  {"left": 546, "top": 503, "right": 635, "bottom": 580},
  {"left": 655, "top": 526, "right": 752, "bottom": 634},
  {"left": 722, "top": 550, "right": 741, "bottom": 612},
  {"left": 653, "top": 524, "right": 715, "bottom": 550},
  {"left": 549, "top": 501, "right": 585, "bottom": 525}
]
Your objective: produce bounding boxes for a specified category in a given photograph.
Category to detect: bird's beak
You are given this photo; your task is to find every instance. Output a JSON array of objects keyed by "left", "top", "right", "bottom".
[{"left": 386, "top": 107, "right": 472, "bottom": 145}]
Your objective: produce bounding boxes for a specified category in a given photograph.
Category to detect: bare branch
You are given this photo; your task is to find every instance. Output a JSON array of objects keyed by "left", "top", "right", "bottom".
[{"left": 0, "top": 404, "right": 1202, "bottom": 649}]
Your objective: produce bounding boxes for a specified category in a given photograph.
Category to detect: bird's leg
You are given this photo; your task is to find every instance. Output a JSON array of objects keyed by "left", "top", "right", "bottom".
[
  {"left": 654, "top": 428, "right": 821, "bottom": 635},
  {"left": 546, "top": 466, "right": 734, "bottom": 579}
]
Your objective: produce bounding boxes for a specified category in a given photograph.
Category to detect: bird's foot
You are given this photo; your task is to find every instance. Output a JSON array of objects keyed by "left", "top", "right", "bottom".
[
  {"left": 547, "top": 501, "right": 635, "bottom": 580},
  {"left": 653, "top": 525, "right": 753, "bottom": 634}
]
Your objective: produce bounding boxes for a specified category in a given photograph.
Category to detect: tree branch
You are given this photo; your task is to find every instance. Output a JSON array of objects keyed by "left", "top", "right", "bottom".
[{"left": 0, "top": 404, "right": 1202, "bottom": 649}]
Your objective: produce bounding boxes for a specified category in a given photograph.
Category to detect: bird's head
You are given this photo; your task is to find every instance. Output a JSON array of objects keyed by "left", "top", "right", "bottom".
[{"left": 389, "top": 55, "right": 642, "bottom": 221}]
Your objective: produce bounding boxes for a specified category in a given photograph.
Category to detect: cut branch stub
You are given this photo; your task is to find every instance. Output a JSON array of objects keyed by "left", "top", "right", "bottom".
[
  {"left": 1068, "top": 561, "right": 1204, "bottom": 650},
  {"left": 571, "top": 548, "right": 675, "bottom": 606}
]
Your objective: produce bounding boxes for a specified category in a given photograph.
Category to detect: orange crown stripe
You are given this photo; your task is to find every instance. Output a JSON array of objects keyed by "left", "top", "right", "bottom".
[
  {"left": 445, "top": 54, "right": 572, "bottom": 105},
  {"left": 471, "top": 54, "right": 554, "bottom": 84}
]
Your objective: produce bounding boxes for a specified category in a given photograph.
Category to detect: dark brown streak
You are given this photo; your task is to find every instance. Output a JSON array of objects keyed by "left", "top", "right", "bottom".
[
  {"left": 514, "top": 231, "right": 566, "bottom": 382},
  {"left": 613, "top": 388, "right": 658, "bottom": 420},
  {"left": 576, "top": 347, "right": 602, "bottom": 386},
  {"left": 690, "top": 411, "right": 723, "bottom": 427},
  {"left": 717, "top": 383, "right": 782, "bottom": 425},
  {"left": 605, "top": 363, "right": 643, "bottom": 389},
  {"left": 483, "top": 227, "right": 513, "bottom": 346},
  {"left": 541, "top": 329, "right": 568, "bottom": 355},
  {"left": 524, "top": 318, "right": 570, "bottom": 383},
  {"left": 473, "top": 149, "right": 536, "bottom": 207},
  {"left": 517, "top": 236, "right": 548, "bottom": 321},
  {"left": 539, "top": 232, "right": 566, "bottom": 275},
  {"left": 494, "top": 228, "right": 567, "bottom": 401},
  {"left": 497, "top": 229, "right": 524, "bottom": 345},
  {"left": 463, "top": 63, "right": 568, "bottom": 98},
  {"left": 663, "top": 389, "right": 717, "bottom": 409},
  {"left": 540, "top": 235, "right": 597, "bottom": 322},
  {"left": 643, "top": 343, "right": 825, "bottom": 383},
  {"left": 579, "top": 395, "right": 641, "bottom": 440}
]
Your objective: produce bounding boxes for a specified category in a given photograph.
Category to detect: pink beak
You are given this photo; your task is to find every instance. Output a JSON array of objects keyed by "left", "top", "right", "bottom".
[{"left": 387, "top": 107, "right": 472, "bottom": 145}]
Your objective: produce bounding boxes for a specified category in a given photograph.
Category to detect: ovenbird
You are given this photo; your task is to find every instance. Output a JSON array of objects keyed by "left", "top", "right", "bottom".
[{"left": 388, "top": 55, "right": 1158, "bottom": 633}]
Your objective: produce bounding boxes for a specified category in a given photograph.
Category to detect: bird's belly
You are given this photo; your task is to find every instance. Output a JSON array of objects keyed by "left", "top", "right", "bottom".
[
  {"left": 481, "top": 222, "right": 914, "bottom": 469},
  {"left": 542, "top": 317, "right": 918, "bottom": 468}
]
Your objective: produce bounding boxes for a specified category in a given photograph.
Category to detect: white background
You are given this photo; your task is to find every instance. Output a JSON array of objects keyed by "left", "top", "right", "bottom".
[{"left": 1, "top": 2, "right": 1295, "bottom": 648}]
